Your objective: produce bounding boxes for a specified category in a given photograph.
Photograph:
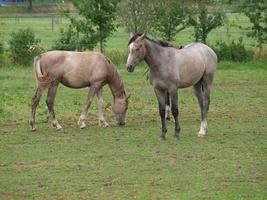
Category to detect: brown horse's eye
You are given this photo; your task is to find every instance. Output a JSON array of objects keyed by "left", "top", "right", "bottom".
[{"left": 136, "top": 48, "right": 140, "bottom": 51}]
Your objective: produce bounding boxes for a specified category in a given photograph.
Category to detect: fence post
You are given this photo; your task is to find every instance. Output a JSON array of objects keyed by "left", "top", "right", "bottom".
[{"left": 51, "top": 15, "right": 54, "bottom": 32}]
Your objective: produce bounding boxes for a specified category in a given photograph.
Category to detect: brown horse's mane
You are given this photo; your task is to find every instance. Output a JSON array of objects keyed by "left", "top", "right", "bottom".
[{"left": 128, "top": 33, "right": 182, "bottom": 49}]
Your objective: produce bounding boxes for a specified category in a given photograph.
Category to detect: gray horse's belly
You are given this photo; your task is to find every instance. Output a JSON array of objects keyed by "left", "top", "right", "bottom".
[{"left": 177, "top": 64, "right": 205, "bottom": 88}]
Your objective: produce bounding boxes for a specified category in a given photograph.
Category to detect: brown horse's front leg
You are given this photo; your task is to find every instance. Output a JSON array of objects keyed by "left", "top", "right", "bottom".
[
  {"left": 78, "top": 85, "right": 99, "bottom": 129},
  {"left": 96, "top": 87, "right": 109, "bottom": 128}
]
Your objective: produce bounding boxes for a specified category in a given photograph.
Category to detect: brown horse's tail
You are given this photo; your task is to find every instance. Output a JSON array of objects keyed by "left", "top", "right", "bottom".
[{"left": 33, "top": 55, "right": 52, "bottom": 89}]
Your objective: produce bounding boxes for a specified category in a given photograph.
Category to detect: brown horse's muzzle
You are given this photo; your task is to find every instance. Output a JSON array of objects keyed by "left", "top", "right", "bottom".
[{"left": 126, "top": 64, "right": 135, "bottom": 72}]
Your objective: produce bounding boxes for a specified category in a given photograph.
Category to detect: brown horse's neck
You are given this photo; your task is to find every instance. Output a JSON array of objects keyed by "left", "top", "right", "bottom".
[{"left": 108, "top": 66, "right": 125, "bottom": 99}]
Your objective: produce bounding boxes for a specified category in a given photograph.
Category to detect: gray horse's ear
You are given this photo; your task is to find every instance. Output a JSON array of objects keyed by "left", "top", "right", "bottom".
[{"left": 140, "top": 33, "right": 146, "bottom": 40}]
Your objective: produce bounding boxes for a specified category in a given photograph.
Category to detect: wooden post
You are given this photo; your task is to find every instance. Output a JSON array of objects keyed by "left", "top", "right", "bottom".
[{"left": 52, "top": 15, "right": 54, "bottom": 32}]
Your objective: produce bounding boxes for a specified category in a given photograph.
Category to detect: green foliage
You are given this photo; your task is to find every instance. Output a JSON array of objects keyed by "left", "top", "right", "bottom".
[
  {"left": 213, "top": 37, "right": 253, "bottom": 62},
  {"left": 69, "top": 0, "right": 119, "bottom": 52},
  {"left": 152, "top": 1, "right": 189, "bottom": 41},
  {"left": 189, "top": 2, "right": 225, "bottom": 44},
  {"left": 0, "top": 41, "right": 3, "bottom": 55},
  {"left": 105, "top": 49, "right": 128, "bottom": 66},
  {"left": 0, "top": 40, "right": 4, "bottom": 67},
  {"left": 117, "top": 0, "right": 155, "bottom": 34},
  {"left": 243, "top": 0, "right": 267, "bottom": 56},
  {"left": 8, "top": 28, "right": 43, "bottom": 66},
  {"left": 53, "top": 25, "right": 77, "bottom": 51}
]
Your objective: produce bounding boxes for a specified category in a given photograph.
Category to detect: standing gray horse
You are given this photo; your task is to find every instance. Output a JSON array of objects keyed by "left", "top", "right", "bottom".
[
  {"left": 30, "top": 51, "right": 129, "bottom": 131},
  {"left": 126, "top": 33, "right": 217, "bottom": 140}
]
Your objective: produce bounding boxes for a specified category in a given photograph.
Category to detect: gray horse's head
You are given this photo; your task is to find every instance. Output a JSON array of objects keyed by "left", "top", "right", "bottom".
[
  {"left": 126, "top": 33, "right": 146, "bottom": 72},
  {"left": 112, "top": 95, "right": 130, "bottom": 126}
]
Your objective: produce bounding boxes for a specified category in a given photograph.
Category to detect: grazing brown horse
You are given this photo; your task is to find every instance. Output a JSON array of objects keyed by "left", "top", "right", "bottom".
[
  {"left": 30, "top": 51, "right": 129, "bottom": 131},
  {"left": 126, "top": 33, "right": 217, "bottom": 140}
]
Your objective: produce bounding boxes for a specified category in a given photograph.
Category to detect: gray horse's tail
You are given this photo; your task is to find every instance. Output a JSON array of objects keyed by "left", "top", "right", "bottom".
[{"left": 33, "top": 55, "right": 52, "bottom": 89}]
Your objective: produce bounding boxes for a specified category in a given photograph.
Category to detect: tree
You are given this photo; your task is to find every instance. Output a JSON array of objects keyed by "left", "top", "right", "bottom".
[
  {"left": 28, "top": 0, "right": 33, "bottom": 12},
  {"left": 117, "top": 0, "right": 155, "bottom": 33},
  {"left": 188, "top": 1, "right": 225, "bottom": 44},
  {"left": 55, "top": 0, "right": 119, "bottom": 52},
  {"left": 243, "top": 0, "right": 267, "bottom": 56},
  {"left": 152, "top": 0, "right": 189, "bottom": 41}
]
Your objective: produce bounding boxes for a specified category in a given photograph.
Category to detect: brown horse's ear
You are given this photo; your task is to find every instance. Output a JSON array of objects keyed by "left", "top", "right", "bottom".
[
  {"left": 130, "top": 32, "right": 135, "bottom": 38},
  {"left": 140, "top": 33, "right": 146, "bottom": 40}
]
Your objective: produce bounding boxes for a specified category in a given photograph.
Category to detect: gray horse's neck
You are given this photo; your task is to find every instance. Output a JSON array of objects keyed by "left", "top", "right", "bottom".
[
  {"left": 144, "top": 39, "right": 167, "bottom": 70},
  {"left": 108, "top": 67, "right": 125, "bottom": 99}
]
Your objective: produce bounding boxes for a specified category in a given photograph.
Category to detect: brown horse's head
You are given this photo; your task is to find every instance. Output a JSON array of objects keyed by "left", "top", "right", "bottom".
[
  {"left": 112, "top": 95, "right": 130, "bottom": 126},
  {"left": 126, "top": 33, "right": 146, "bottom": 72}
]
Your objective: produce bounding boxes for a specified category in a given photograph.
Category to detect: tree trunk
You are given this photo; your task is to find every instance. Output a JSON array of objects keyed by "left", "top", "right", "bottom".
[{"left": 28, "top": 0, "right": 33, "bottom": 13}]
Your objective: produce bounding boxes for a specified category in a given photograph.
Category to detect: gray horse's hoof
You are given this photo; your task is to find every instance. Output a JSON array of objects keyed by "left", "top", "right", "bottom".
[
  {"left": 159, "top": 135, "right": 166, "bottom": 141},
  {"left": 173, "top": 135, "right": 179, "bottom": 140},
  {"left": 31, "top": 127, "right": 37, "bottom": 132},
  {"left": 198, "top": 133, "right": 205, "bottom": 138}
]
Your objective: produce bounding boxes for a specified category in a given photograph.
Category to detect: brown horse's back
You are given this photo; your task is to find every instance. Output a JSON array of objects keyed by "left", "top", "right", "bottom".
[{"left": 36, "top": 51, "right": 112, "bottom": 89}]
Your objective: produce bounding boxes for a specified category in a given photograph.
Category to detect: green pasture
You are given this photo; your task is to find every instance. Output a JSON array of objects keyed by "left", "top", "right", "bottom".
[
  {"left": 0, "top": 61, "right": 267, "bottom": 199},
  {"left": 0, "top": 12, "right": 263, "bottom": 52}
]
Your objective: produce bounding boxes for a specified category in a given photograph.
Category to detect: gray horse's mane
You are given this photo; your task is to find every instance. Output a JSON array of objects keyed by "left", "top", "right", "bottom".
[{"left": 128, "top": 33, "right": 176, "bottom": 48}]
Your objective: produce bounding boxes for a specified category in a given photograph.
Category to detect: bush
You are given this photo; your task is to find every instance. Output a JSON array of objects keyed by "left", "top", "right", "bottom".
[
  {"left": 52, "top": 26, "right": 77, "bottom": 51},
  {"left": 0, "top": 41, "right": 3, "bottom": 55},
  {"left": 0, "top": 41, "right": 4, "bottom": 67},
  {"left": 9, "top": 28, "right": 43, "bottom": 66},
  {"left": 105, "top": 49, "right": 128, "bottom": 66},
  {"left": 212, "top": 37, "right": 253, "bottom": 62}
]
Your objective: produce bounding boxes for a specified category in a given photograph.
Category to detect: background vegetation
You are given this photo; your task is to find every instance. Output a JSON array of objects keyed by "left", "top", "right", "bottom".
[{"left": 0, "top": 0, "right": 266, "bottom": 199}]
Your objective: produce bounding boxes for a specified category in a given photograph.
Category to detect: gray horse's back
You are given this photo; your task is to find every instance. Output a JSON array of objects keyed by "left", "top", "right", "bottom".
[
  {"left": 184, "top": 42, "right": 217, "bottom": 79},
  {"left": 171, "top": 42, "right": 217, "bottom": 88}
]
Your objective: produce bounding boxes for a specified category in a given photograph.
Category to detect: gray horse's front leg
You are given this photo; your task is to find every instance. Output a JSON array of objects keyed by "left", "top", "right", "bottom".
[
  {"left": 154, "top": 88, "right": 167, "bottom": 140},
  {"left": 170, "top": 90, "right": 180, "bottom": 139}
]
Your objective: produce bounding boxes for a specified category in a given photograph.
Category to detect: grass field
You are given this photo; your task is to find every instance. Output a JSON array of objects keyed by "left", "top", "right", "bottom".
[{"left": 0, "top": 61, "right": 267, "bottom": 199}]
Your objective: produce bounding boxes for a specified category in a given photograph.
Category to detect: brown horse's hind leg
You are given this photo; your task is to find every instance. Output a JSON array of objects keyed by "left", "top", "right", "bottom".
[
  {"left": 29, "top": 87, "right": 43, "bottom": 131},
  {"left": 194, "top": 78, "right": 211, "bottom": 137},
  {"left": 165, "top": 92, "right": 171, "bottom": 120},
  {"left": 78, "top": 84, "right": 100, "bottom": 129},
  {"left": 46, "top": 82, "right": 62, "bottom": 130},
  {"left": 96, "top": 87, "right": 109, "bottom": 127}
]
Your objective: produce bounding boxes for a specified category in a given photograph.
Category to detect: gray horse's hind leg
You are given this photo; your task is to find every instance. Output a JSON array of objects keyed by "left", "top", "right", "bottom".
[
  {"left": 194, "top": 79, "right": 211, "bottom": 137},
  {"left": 170, "top": 90, "right": 181, "bottom": 139},
  {"left": 154, "top": 88, "right": 167, "bottom": 140},
  {"left": 29, "top": 87, "right": 43, "bottom": 131},
  {"left": 96, "top": 87, "right": 109, "bottom": 127},
  {"left": 46, "top": 82, "right": 62, "bottom": 130}
]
